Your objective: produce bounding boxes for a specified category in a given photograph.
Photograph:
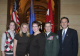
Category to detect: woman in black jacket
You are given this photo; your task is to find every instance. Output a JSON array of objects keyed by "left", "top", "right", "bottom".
[
  {"left": 14, "top": 23, "right": 30, "bottom": 56},
  {"left": 30, "top": 21, "right": 46, "bottom": 56}
]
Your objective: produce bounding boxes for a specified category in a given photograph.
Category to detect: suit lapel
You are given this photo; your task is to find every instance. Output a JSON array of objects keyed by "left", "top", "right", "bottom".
[
  {"left": 45, "top": 32, "right": 54, "bottom": 40},
  {"left": 47, "top": 32, "right": 53, "bottom": 38},
  {"left": 60, "top": 30, "right": 62, "bottom": 43}
]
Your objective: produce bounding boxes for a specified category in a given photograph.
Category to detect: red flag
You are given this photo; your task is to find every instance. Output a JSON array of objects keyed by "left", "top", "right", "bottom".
[{"left": 46, "top": 0, "right": 55, "bottom": 32}]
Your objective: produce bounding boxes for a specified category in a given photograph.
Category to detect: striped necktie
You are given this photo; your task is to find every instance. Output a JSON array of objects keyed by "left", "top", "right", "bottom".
[{"left": 62, "top": 30, "right": 66, "bottom": 43}]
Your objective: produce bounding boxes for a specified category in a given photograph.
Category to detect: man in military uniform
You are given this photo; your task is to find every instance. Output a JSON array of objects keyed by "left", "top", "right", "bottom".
[{"left": 44, "top": 22, "right": 59, "bottom": 56}]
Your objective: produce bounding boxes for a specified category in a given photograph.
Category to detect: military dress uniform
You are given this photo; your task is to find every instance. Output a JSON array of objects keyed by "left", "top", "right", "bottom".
[{"left": 45, "top": 32, "right": 59, "bottom": 56}]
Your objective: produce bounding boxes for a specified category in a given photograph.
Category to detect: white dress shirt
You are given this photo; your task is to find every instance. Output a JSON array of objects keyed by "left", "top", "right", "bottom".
[
  {"left": 46, "top": 32, "right": 51, "bottom": 36},
  {"left": 62, "top": 27, "right": 68, "bottom": 36}
]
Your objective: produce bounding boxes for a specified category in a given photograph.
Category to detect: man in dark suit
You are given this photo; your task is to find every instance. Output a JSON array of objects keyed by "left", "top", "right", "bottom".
[
  {"left": 44, "top": 22, "right": 59, "bottom": 56},
  {"left": 58, "top": 17, "right": 78, "bottom": 56}
]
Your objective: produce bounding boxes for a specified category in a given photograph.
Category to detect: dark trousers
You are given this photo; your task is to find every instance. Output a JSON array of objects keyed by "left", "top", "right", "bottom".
[{"left": 5, "top": 54, "right": 13, "bottom": 56}]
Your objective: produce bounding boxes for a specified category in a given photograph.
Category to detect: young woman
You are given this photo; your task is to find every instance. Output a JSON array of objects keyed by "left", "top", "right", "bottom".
[
  {"left": 30, "top": 21, "right": 46, "bottom": 56},
  {"left": 1, "top": 21, "right": 16, "bottom": 56},
  {"left": 14, "top": 23, "right": 30, "bottom": 56}
]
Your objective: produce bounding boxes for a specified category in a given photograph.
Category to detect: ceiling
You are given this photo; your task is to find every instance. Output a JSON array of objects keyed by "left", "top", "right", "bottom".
[{"left": 10, "top": 0, "right": 55, "bottom": 23}]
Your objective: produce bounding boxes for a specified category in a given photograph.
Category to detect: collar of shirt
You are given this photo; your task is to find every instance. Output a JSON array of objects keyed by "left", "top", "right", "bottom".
[
  {"left": 7, "top": 29, "right": 15, "bottom": 39},
  {"left": 62, "top": 27, "right": 68, "bottom": 35},
  {"left": 8, "top": 29, "right": 15, "bottom": 33},
  {"left": 46, "top": 32, "right": 51, "bottom": 36}
]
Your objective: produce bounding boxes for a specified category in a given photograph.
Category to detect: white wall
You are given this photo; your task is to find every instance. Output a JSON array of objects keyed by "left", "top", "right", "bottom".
[{"left": 0, "top": 0, "right": 7, "bottom": 55}]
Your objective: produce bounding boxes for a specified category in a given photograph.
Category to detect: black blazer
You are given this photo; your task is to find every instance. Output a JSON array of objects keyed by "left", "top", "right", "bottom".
[{"left": 58, "top": 28, "right": 78, "bottom": 56}]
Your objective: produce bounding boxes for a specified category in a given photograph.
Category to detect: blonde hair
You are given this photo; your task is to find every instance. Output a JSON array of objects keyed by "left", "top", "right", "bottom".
[{"left": 19, "top": 23, "right": 30, "bottom": 37}]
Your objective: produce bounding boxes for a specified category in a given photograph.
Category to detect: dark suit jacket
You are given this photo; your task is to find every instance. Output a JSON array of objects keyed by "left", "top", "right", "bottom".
[
  {"left": 58, "top": 28, "right": 78, "bottom": 56},
  {"left": 45, "top": 32, "right": 59, "bottom": 56}
]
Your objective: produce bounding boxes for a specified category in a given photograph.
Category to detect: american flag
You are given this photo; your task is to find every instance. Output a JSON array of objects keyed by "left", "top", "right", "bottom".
[{"left": 11, "top": 0, "right": 20, "bottom": 33}]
